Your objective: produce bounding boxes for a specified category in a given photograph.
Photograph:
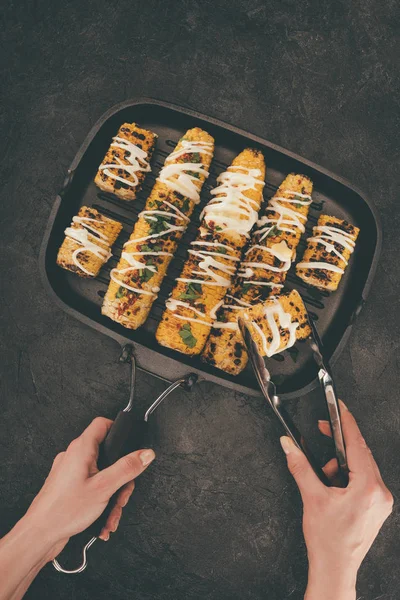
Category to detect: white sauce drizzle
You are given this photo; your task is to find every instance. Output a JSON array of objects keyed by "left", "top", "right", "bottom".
[
  {"left": 244, "top": 300, "right": 299, "bottom": 357},
  {"left": 64, "top": 216, "right": 112, "bottom": 276},
  {"left": 239, "top": 189, "right": 311, "bottom": 287},
  {"left": 200, "top": 167, "right": 264, "bottom": 237},
  {"left": 157, "top": 140, "right": 213, "bottom": 203},
  {"left": 165, "top": 298, "right": 213, "bottom": 327},
  {"left": 98, "top": 136, "right": 151, "bottom": 188},
  {"left": 297, "top": 224, "right": 356, "bottom": 275}
]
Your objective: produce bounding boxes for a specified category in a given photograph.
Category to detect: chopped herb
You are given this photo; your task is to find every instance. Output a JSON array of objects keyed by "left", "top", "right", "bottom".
[
  {"left": 116, "top": 286, "right": 126, "bottom": 298},
  {"left": 181, "top": 198, "right": 190, "bottom": 213},
  {"left": 215, "top": 225, "right": 223, "bottom": 231},
  {"left": 145, "top": 216, "right": 171, "bottom": 235},
  {"left": 187, "top": 170, "right": 200, "bottom": 179},
  {"left": 191, "top": 152, "right": 201, "bottom": 163},
  {"left": 178, "top": 323, "right": 197, "bottom": 348},
  {"left": 139, "top": 268, "right": 155, "bottom": 283},
  {"left": 294, "top": 203, "right": 303, "bottom": 209},
  {"left": 148, "top": 200, "right": 155, "bottom": 208},
  {"left": 178, "top": 282, "right": 202, "bottom": 301},
  {"left": 266, "top": 225, "right": 282, "bottom": 238},
  {"left": 215, "top": 246, "right": 227, "bottom": 254},
  {"left": 141, "top": 244, "right": 152, "bottom": 252},
  {"left": 242, "top": 282, "right": 251, "bottom": 293}
]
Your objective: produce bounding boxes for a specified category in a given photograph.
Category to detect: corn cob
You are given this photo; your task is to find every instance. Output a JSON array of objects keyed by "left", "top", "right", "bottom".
[
  {"left": 94, "top": 123, "right": 157, "bottom": 201},
  {"left": 296, "top": 215, "right": 359, "bottom": 291},
  {"left": 56, "top": 206, "right": 122, "bottom": 278},
  {"left": 156, "top": 148, "right": 266, "bottom": 355},
  {"left": 101, "top": 128, "right": 214, "bottom": 328},
  {"left": 203, "top": 173, "right": 313, "bottom": 375},
  {"left": 239, "top": 290, "right": 311, "bottom": 358}
]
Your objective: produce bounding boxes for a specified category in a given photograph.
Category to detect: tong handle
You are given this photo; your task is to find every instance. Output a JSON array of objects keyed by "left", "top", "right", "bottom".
[
  {"left": 274, "top": 401, "right": 331, "bottom": 486},
  {"left": 319, "top": 370, "right": 349, "bottom": 483}
]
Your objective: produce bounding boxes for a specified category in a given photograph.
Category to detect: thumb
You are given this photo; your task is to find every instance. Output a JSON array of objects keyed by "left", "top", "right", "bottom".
[
  {"left": 280, "top": 436, "right": 323, "bottom": 498},
  {"left": 95, "top": 449, "right": 156, "bottom": 497}
]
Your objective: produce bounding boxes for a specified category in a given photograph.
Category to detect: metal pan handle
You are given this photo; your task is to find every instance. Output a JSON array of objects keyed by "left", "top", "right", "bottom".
[{"left": 52, "top": 373, "right": 197, "bottom": 574}]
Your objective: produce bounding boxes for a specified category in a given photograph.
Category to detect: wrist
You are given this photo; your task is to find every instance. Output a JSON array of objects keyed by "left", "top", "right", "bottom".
[
  {"left": 16, "top": 514, "right": 67, "bottom": 563},
  {"left": 305, "top": 563, "right": 357, "bottom": 600}
]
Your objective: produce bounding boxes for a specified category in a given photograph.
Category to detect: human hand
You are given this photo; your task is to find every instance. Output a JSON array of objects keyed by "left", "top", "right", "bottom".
[
  {"left": 23, "top": 417, "right": 155, "bottom": 560},
  {"left": 280, "top": 400, "right": 393, "bottom": 600}
]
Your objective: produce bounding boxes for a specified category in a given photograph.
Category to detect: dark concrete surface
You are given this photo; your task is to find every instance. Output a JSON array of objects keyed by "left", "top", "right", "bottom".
[{"left": 1, "top": 1, "right": 399, "bottom": 598}]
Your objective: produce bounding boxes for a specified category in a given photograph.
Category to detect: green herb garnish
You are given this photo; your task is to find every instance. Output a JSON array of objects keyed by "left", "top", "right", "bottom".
[
  {"left": 178, "top": 323, "right": 197, "bottom": 348},
  {"left": 266, "top": 225, "right": 282, "bottom": 238},
  {"left": 191, "top": 152, "right": 201, "bottom": 163},
  {"left": 181, "top": 198, "right": 190, "bottom": 213},
  {"left": 242, "top": 282, "right": 251, "bottom": 293},
  {"left": 215, "top": 246, "right": 227, "bottom": 254},
  {"left": 215, "top": 226, "right": 223, "bottom": 231},
  {"left": 145, "top": 216, "right": 171, "bottom": 236},
  {"left": 139, "top": 268, "right": 155, "bottom": 283},
  {"left": 294, "top": 203, "right": 303, "bottom": 209},
  {"left": 116, "top": 286, "right": 126, "bottom": 298},
  {"left": 178, "top": 282, "right": 202, "bottom": 301}
]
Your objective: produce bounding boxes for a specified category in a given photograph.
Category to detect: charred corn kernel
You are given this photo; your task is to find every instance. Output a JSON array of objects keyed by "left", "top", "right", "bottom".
[
  {"left": 203, "top": 173, "right": 313, "bottom": 375},
  {"left": 240, "top": 290, "right": 311, "bottom": 358},
  {"left": 156, "top": 148, "right": 266, "bottom": 355},
  {"left": 296, "top": 214, "right": 359, "bottom": 291},
  {"left": 102, "top": 128, "right": 215, "bottom": 329},
  {"left": 94, "top": 122, "right": 157, "bottom": 201},
  {"left": 56, "top": 206, "right": 122, "bottom": 278}
]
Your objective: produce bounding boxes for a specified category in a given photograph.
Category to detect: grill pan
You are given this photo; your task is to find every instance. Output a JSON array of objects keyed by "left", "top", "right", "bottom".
[{"left": 39, "top": 98, "right": 381, "bottom": 400}]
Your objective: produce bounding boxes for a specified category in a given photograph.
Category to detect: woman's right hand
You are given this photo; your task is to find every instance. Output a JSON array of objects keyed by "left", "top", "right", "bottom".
[{"left": 280, "top": 400, "right": 393, "bottom": 600}]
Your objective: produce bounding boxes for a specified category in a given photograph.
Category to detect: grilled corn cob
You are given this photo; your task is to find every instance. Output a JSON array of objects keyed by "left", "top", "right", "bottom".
[
  {"left": 94, "top": 123, "right": 157, "bottom": 201},
  {"left": 156, "top": 148, "right": 266, "bottom": 355},
  {"left": 296, "top": 215, "right": 359, "bottom": 291},
  {"left": 101, "top": 128, "right": 215, "bottom": 328},
  {"left": 56, "top": 206, "right": 122, "bottom": 278},
  {"left": 203, "top": 173, "right": 313, "bottom": 375},
  {"left": 239, "top": 289, "right": 311, "bottom": 358}
]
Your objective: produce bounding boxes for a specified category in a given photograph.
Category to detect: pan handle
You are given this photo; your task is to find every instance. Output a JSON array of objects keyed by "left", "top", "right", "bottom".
[
  {"left": 52, "top": 373, "right": 197, "bottom": 574},
  {"left": 52, "top": 415, "right": 149, "bottom": 574}
]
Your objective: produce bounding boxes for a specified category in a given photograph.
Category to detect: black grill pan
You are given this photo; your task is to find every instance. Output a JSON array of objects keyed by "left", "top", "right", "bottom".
[{"left": 39, "top": 98, "right": 381, "bottom": 399}]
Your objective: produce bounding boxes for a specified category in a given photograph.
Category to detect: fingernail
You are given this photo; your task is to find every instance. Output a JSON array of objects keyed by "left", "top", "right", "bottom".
[
  {"left": 339, "top": 399, "right": 348, "bottom": 411},
  {"left": 139, "top": 449, "right": 155, "bottom": 467},
  {"left": 280, "top": 436, "right": 295, "bottom": 455},
  {"left": 318, "top": 419, "right": 329, "bottom": 425}
]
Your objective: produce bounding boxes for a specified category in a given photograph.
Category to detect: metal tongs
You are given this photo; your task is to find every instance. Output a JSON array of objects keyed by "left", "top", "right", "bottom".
[
  {"left": 53, "top": 345, "right": 197, "bottom": 574},
  {"left": 238, "top": 312, "right": 348, "bottom": 487}
]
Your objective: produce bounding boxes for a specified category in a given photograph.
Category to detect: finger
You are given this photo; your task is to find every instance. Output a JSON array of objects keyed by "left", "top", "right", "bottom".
[
  {"left": 318, "top": 420, "right": 332, "bottom": 438},
  {"left": 280, "top": 437, "right": 326, "bottom": 498},
  {"left": 115, "top": 480, "right": 135, "bottom": 508},
  {"left": 339, "top": 400, "right": 376, "bottom": 479},
  {"left": 98, "top": 481, "right": 135, "bottom": 541},
  {"left": 322, "top": 457, "right": 339, "bottom": 480},
  {"left": 94, "top": 449, "right": 155, "bottom": 497},
  {"left": 99, "top": 505, "right": 123, "bottom": 541},
  {"left": 80, "top": 417, "right": 113, "bottom": 447},
  {"left": 68, "top": 417, "right": 114, "bottom": 465}
]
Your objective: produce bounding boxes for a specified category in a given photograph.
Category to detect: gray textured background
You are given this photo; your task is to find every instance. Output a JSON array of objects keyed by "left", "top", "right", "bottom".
[{"left": 1, "top": 1, "right": 399, "bottom": 598}]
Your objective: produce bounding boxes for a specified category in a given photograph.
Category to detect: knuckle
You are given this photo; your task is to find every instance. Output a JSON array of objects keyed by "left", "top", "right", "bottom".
[
  {"left": 122, "top": 454, "right": 141, "bottom": 475},
  {"left": 289, "top": 459, "right": 307, "bottom": 478}
]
